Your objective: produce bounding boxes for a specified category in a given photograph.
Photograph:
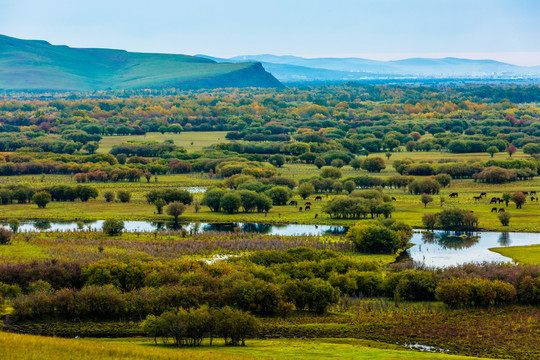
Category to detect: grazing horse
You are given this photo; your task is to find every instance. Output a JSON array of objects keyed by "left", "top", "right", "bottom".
[
  {"left": 498, "top": 199, "right": 504, "bottom": 204},
  {"left": 498, "top": 208, "right": 505, "bottom": 213},
  {"left": 522, "top": 191, "right": 529, "bottom": 195},
  {"left": 391, "top": 197, "right": 397, "bottom": 201},
  {"left": 490, "top": 198, "right": 498, "bottom": 204},
  {"left": 315, "top": 196, "right": 322, "bottom": 201},
  {"left": 473, "top": 196, "right": 482, "bottom": 201},
  {"left": 480, "top": 192, "right": 487, "bottom": 197},
  {"left": 183, "top": 201, "right": 191, "bottom": 205},
  {"left": 450, "top": 192, "right": 458, "bottom": 198},
  {"left": 299, "top": 207, "right": 303, "bottom": 212},
  {"left": 314, "top": 213, "right": 318, "bottom": 219},
  {"left": 305, "top": 206, "right": 311, "bottom": 211},
  {"left": 531, "top": 190, "right": 537, "bottom": 195},
  {"left": 532, "top": 196, "right": 536, "bottom": 202},
  {"left": 289, "top": 200, "right": 297, "bottom": 206},
  {"left": 305, "top": 202, "right": 311, "bottom": 206},
  {"left": 491, "top": 207, "right": 498, "bottom": 213}
]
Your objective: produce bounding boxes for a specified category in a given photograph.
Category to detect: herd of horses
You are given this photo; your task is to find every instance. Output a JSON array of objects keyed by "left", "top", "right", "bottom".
[
  {"left": 286, "top": 189, "right": 537, "bottom": 219},
  {"left": 469, "top": 190, "right": 538, "bottom": 213}
]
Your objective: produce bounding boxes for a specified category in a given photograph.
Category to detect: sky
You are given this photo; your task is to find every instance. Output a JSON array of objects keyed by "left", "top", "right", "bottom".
[{"left": 1, "top": 0, "right": 539, "bottom": 66}]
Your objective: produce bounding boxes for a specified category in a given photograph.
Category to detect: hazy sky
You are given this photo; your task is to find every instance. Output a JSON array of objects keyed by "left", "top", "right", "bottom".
[{"left": 1, "top": 0, "right": 539, "bottom": 65}]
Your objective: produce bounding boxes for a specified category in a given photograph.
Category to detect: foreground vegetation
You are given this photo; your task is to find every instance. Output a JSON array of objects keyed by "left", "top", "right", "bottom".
[{"left": 0, "top": 332, "right": 499, "bottom": 360}]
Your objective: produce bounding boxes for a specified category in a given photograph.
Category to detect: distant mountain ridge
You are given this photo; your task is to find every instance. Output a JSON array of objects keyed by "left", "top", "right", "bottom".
[
  {"left": 0, "top": 35, "right": 282, "bottom": 91},
  {"left": 198, "top": 54, "right": 540, "bottom": 82}
]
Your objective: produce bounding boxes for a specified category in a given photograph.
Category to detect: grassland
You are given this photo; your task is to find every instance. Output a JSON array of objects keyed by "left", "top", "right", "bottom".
[
  {"left": 97, "top": 131, "right": 231, "bottom": 153},
  {"left": 489, "top": 244, "right": 540, "bottom": 265},
  {"left": 0, "top": 332, "right": 495, "bottom": 360}
]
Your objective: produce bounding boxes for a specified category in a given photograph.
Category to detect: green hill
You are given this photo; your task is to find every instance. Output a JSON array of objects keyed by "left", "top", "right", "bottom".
[{"left": 0, "top": 35, "right": 282, "bottom": 90}]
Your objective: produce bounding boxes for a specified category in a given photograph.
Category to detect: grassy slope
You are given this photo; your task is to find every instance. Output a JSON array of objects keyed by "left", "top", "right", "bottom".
[
  {"left": 0, "top": 333, "right": 494, "bottom": 360},
  {"left": 489, "top": 245, "right": 540, "bottom": 264},
  {"left": 0, "top": 34, "right": 281, "bottom": 90}
]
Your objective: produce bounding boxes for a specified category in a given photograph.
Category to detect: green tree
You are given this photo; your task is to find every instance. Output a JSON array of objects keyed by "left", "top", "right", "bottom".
[
  {"left": 265, "top": 186, "right": 292, "bottom": 205},
  {"left": 487, "top": 146, "right": 499, "bottom": 158},
  {"left": 154, "top": 198, "right": 166, "bottom": 214},
  {"left": 102, "top": 219, "right": 124, "bottom": 236},
  {"left": 166, "top": 202, "right": 187, "bottom": 221},
  {"left": 82, "top": 141, "right": 99, "bottom": 154},
  {"left": 350, "top": 158, "right": 362, "bottom": 171},
  {"left": 435, "top": 173, "right": 451, "bottom": 188},
  {"left": 361, "top": 157, "right": 386, "bottom": 173},
  {"left": 202, "top": 188, "right": 225, "bottom": 212},
  {"left": 32, "top": 191, "right": 51, "bottom": 209},
  {"left": 421, "top": 194, "right": 434, "bottom": 208},
  {"left": 269, "top": 154, "right": 285, "bottom": 168},
  {"left": 502, "top": 192, "right": 512, "bottom": 207},
  {"left": 343, "top": 180, "right": 356, "bottom": 194},
  {"left": 297, "top": 182, "right": 315, "bottom": 200},
  {"left": 220, "top": 192, "right": 242, "bottom": 214},
  {"left": 314, "top": 157, "right": 326, "bottom": 169}
]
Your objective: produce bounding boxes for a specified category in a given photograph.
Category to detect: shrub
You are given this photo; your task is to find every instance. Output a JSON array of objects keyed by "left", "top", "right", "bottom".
[
  {"left": 422, "top": 213, "right": 438, "bottom": 230},
  {"left": 116, "top": 190, "right": 131, "bottom": 203},
  {"left": 320, "top": 166, "right": 342, "bottom": 179},
  {"left": 0, "top": 228, "right": 12, "bottom": 245},
  {"left": 474, "top": 166, "right": 516, "bottom": 183},
  {"left": 282, "top": 278, "right": 339, "bottom": 314},
  {"left": 498, "top": 212, "right": 511, "bottom": 226},
  {"left": 384, "top": 270, "right": 439, "bottom": 301},
  {"left": 103, "top": 191, "right": 115, "bottom": 202},
  {"left": 346, "top": 223, "right": 401, "bottom": 254},
  {"left": 32, "top": 191, "right": 51, "bottom": 208},
  {"left": 408, "top": 177, "right": 440, "bottom": 195},
  {"left": 154, "top": 198, "right": 166, "bottom": 214},
  {"left": 436, "top": 278, "right": 517, "bottom": 308},
  {"left": 102, "top": 219, "right": 124, "bottom": 236}
]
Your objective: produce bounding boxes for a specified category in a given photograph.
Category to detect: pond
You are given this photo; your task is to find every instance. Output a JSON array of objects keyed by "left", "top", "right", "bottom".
[
  {"left": 4, "top": 220, "right": 346, "bottom": 236},
  {"left": 181, "top": 186, "right": 207, "bottom": 194},
  {"left": 2, "top": 220, "right": 539, "bottom": 266},
  {"left": 406, "top": 230, "right": 540, "bottom": 267}
]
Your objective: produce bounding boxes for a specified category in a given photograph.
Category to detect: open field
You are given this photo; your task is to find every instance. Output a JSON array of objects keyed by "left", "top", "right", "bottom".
[
  {"left": 490, "top": 244, "right": 540, "bottom": 264},
  {"left": 0, "top": 332, "right": 495, "bottom": 360},
  {"left": 97, "top": 131, "right": 230, "bottom": 153},
  {"left": 1, "top": 161, "right": 538, "bottom": 231}
]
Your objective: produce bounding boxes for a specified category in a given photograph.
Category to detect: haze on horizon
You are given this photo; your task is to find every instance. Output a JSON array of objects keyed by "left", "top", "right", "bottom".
[{"left": 1, "top": 0, "right": 539, "bottom": 66}]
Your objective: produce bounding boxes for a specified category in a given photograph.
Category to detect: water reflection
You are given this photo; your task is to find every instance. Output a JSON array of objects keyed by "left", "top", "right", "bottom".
[
  {"left": 33, "top": 220, "right": 51, "bottom": 231},
  {"left": 498, "top": 232, "right": 511, "bottom": 246},
  {"left": 421, "top": 231, "right": 479, "bottom": 250}
]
